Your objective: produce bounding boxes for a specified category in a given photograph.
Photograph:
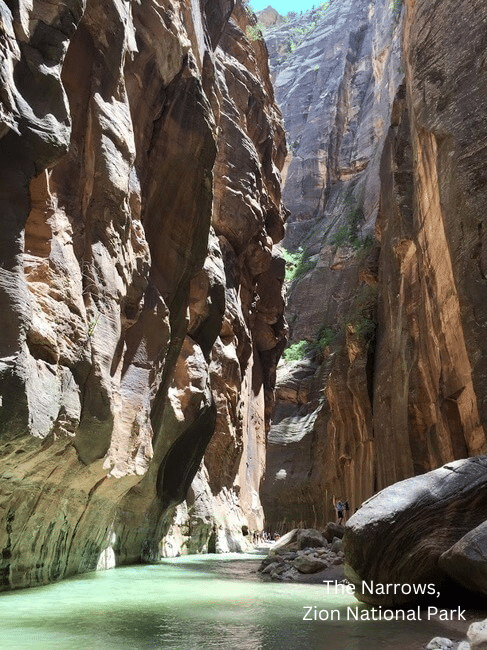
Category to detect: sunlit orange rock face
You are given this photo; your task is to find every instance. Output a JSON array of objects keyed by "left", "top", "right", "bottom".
[
  {"left": 374, "top": 0, "right": 487, "bottom": 487},
  {"left": 261, "top": 0, "right": 487, "bottom": 532},
  {"left": 0, "top": 0, "right": 286, "bottom": 588}
]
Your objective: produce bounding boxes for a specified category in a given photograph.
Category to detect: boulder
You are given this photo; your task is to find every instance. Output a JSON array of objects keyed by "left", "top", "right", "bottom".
[
  {"left": 439, "top": 521, "right": 487, "bottom": 595},
  {"left": 468, "top": 620, "right": 487, "bottom": 649},
  {"left": 428, "top": 619, "right": 487, "bottom": 650},
  {"left": 259, "top": 555, "right": 282, "bottom": 569},
  {"left": 426, "top": 638, "right": 454, "bottom": 650},
  {"left": 330, "top": 537, "right": 342, "bottom": 553},
  {"left": 269, "top": 529, "right": 299, "bottom": 554},
  {"left": 281, "top": 567, "right": 300, "bottom": 581},
  {"left": 323, "top": 523, "right": 345, "bottom": 541},
  {"left": 293, "top": 555, "right": 329, "bottom": 574},
  {"left": 343, "top": 457, "right": 487, "bottom": 605},
  {"left": 281, "top": 551, "right": 298, "bottom": 560},
  {"left": 261, "top": 561, "right": 281, "bottom": 575},
  {"left": 297, "top": 529, "right": 328, "bottom": 549},
  {"left": 269, "top": 564, "right": 287, "bottom": 578}
]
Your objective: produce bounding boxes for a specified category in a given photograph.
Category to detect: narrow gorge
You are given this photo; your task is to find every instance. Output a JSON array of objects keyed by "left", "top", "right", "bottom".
[
  {"left": 0, "top": 0, "right": 487, "bottom": 610},
  {"left": 260, "top": 0, "right": 487, "bottom": 537}
]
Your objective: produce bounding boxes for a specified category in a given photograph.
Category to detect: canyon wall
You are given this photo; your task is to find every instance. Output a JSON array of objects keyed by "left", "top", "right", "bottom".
[
  {"left": 0, "top": 0, "right": 286, "bottom": 588},
  {"left": 375, "top": 0, "right": 487, "bottom": 486},
  {"left": 261, "top": 0, "right": 487, "bottom": 531}
]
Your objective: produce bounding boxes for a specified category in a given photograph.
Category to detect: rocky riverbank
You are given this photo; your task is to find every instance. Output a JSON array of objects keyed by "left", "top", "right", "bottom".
[
  {"left": 426, "top": 619, "right": 487, "bottom": 650},
  {"left": 258, "top": 526, "right": 345, "bottom": 583}
]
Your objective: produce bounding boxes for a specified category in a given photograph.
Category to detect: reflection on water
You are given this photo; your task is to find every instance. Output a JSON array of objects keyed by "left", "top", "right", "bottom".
[{"left": 0, "top": 554, "right": 475, "bottom": 650}]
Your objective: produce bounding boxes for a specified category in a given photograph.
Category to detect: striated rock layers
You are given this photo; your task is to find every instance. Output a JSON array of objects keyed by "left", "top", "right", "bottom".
[
  {"left": 0, "top": 0, "right": 286, "bottom": 588},
  {"left": 261, "top": 0, "right": 487, "bottom": 532}
]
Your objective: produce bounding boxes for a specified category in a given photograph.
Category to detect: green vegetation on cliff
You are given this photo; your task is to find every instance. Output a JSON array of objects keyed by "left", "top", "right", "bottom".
[
  {"left": 282, "top": 246, "right": 316, "bottom": 282},
  {"left": 282, "top": 325, "right": 337, "bottom": 362},
  {"left": 246, "top": 23, "right": 266, "bottom": 40}
]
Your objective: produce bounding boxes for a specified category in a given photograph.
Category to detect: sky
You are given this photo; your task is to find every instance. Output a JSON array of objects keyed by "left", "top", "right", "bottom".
[{"left": 249, "top": 0, "right": 320, "bottom": 16}]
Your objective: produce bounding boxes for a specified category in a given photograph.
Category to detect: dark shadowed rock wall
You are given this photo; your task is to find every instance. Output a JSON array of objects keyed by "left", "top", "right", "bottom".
[
  {"left": 0, "top": 0, "right": 286, "bottom": 588},
  {"left": 261, "top": 0, "right": 487, "bottom": 532}
]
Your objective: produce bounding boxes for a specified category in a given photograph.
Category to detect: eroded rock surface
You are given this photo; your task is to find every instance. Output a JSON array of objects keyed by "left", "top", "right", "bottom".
[
  {"left": 374, "top": 0, "right": 487, "bottom": 490},
  {"left": 261, "top": 0, "right": 404, "bottom": 530},
  {"left": 262, "top": 0, "right": 487, "bottom": 531},
  {"left": 0, "top": 0, "right": 286, "bottom": 588}
]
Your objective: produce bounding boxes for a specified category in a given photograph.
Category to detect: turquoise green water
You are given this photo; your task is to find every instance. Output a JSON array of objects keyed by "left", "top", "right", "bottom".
[{"left": 0, "top": 554, "right": 472, "bottom": 649}]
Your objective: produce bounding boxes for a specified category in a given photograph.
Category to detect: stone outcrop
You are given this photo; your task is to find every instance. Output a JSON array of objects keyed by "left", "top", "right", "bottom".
[
  {"left": 262, "top": 0, "right": 487, "bottom": 532},
  {"left": 256, "top": 6, "right": 283, "bottom": 29},
  {"left": 343, "top": 456, "right": 487, "bottom": 606},
  {"left": 0, "top": 0, "right": 286, "bottom": 589}
]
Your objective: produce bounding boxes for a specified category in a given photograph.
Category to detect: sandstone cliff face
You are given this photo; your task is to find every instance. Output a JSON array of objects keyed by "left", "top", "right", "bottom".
[
  {"left": 0, "top": 0, "right": 286, "bottom": 588},
  {"left": 375, "top": 0, "right": 487, "bottom": 486},
  {"left": 261, "top": 0, "right": 404, "bottom": 530},
  {"left": 262, "top": 0, "right": 487, "bottom": 532},
  {"left": 343, "top": 0, "right": 487, "bottom": 603}
]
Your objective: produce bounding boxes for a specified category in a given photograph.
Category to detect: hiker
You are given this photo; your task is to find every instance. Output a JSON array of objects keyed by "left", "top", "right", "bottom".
[{"left": 333, "top": 496, "right": 348, "bottom": 524}]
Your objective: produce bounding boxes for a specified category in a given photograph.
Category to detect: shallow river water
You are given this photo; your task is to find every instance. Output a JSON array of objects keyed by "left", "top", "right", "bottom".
[{"left": 0, "top": 554, "right": 476, "bottom": 650}]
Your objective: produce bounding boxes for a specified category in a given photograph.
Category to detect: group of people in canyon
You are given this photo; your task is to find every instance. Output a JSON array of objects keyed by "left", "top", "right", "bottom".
[
  {"left": 252, "top": 496, "right": 348, "bottom": 547},
  {"left": 252, "top": 530, "right": 281, "bottom": 544}
]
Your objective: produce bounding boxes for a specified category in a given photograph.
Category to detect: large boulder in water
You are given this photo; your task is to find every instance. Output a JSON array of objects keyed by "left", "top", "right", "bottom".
[
  {"left": 343, "top": 457, "right": 487, "bottom": 606},
  {"left": 269, "top": 528, "right": 328, "bottom": 554},
  {"left": 269, "top": 529, "right": 299, "bottom": 554}
]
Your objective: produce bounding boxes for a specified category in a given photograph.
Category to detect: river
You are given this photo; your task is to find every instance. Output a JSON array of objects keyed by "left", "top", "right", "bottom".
[{"left": 0, "top": 554, "right": 475, "bottom": 649}]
